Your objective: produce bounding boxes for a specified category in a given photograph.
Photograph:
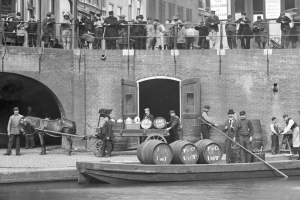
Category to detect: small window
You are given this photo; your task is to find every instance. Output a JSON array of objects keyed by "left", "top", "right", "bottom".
[
  {"left": 109, "top": 3, "right": 113, "bottom": 12},
  {"left": 117, "top": 6, "right": 122, "bottom": 16},
  {"left": 125, "top": 94, "right": 133, "bottom": 105},
  {"left": 187, "top": 93, "right": 194, "bottom": 105}
]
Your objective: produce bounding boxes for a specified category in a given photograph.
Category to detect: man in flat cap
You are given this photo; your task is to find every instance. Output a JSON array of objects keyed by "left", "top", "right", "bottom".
[
  {"left": 117, "top": 15, "right": 128, "bottom": 49},
  {"left": 4, "top": 107, "right": 24, "bottom": 156},
  {"left": 223, "top": 109, "right": 240, "bottom": 163},
  {"left": 200, "top": 105, "right": 218, "bottom": 139},
  {"left": 166, "top": 110, "right": 183, "bottom": 143},
  {"left": 236, "top": 110, "right": 253, "bottom": 163},
  {"left": 253, "top": 16, "right": 267, "bottom": 49},
  {"left": 225, "top": 15, "right": 237, "bottom": 49},
  {"left": 104, "top": 11, "right": 118, "bottom": 49},
  {"left": 206, "top": 10, "right": 220, "bottom": 49},
  {"left": 235, "top": 12, "right": 253, "bottom": 49},
  {"left": 276, "top": 12, "right": 291, "bottom": 48}
]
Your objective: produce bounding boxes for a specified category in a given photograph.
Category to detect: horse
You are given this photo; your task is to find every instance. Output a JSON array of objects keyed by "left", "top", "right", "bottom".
[{"left": 20, "top": 116, "right": 76, "bottom": 156}]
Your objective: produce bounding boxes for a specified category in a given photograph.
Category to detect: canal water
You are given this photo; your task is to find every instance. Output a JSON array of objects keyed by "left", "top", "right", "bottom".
[{"left": 1, "top": 177, "right": 300, "bottom": 200}]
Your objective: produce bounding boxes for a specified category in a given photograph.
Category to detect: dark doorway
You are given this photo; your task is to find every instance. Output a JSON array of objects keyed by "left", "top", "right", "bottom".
[
  {"left": 0, "top": 73, "right": 62, "bottom": 148},
  {"left": 139, "top": 79, "right": 180, "bottom": 143}
]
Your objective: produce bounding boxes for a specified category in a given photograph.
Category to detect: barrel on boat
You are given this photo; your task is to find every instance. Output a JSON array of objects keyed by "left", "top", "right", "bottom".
[
  {"left": 250, "top": 119, "right": 263, "bottom": 150},
  {"left": 137, "top": 140, "right": 173, "bottom": 165},
  {"left": 183, "top": 125, "right": 201, "bottom": 143},
  {"left": 170, "top": 140, "right": 199, "bottom": 164},
  {"left": 194, "top": 139, "right": 223, "bottom": 164},
  {"left": 209, "top": 125, "right": 226, "bottom": 153}
]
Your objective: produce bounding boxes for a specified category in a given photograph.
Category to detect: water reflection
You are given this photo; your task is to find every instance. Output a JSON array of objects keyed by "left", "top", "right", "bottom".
[{"left": 1, "top": 177, "right": 300, "bottom": 200}]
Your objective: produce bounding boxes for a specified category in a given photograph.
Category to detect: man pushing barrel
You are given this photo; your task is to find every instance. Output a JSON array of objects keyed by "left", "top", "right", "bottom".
[{"left": 166, "top": 110, "right": 182, "bottom": 143}]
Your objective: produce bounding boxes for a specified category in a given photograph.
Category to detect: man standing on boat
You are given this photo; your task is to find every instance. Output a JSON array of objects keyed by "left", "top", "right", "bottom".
[
  {"left": 270, "top": 117, "right": 281, "bottom": 155},
  {"left": 166, "top": 110, "right": 183, "bottom": 142},
  {"left": 236, "top": 110, "right": 253, "bottom": 163},
  {"left": 282, "top": 114, "right": 300, "bottom": 159},
  {"left": 200, "top": 105, "right": 218, "bottom": 139},
  {"left": 223, "top": 109, "right": 239, "bottom": 163}
]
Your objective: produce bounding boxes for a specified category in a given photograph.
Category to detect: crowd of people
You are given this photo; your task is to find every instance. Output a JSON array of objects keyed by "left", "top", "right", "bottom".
[{"left": 1, "top": 10, "right": 300, "bottom": 50}]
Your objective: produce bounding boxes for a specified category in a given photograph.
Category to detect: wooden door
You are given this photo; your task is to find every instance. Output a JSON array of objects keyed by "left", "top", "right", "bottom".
[
  {"left": 181, "top": 78, "right": 201, "bottom": 142},
  {"left": 121, "top": 79, "right": 138, "bottom": 149},
  {"left": 121, "top": 79, "right": 138, "bottom": 118}
]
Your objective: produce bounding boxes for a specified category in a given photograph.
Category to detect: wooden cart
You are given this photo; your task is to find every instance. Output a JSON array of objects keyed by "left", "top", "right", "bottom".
[{"left": 93, "top": 127, "right": 169, "bottom": 157}]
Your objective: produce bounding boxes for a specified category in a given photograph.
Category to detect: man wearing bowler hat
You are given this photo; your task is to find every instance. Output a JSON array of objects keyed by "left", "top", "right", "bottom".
[
  {"left": 4, "top": 107, "right": 24, "bottom": 156},
  {"left": 166, "top": 110, "right": 183, "bottom": 143},
  {"left": 225, "top": 15, "right": 237, "bottom": 49},
  {"left": 276, "top": 12, "right": 291, "bottom": 49},
  {"left": 236, "top": 110, "right": 253, "bottom": 163},
  {"left": 223, "top": 109, "right": 239, "bottom": 163},
  {"left": 104, "top": 11, "right": 118, "bottom": 49}
]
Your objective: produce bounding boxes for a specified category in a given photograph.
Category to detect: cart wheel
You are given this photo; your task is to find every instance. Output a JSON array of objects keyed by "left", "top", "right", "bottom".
[
  {"left": 94, "top": 140, "right": 103, "bottom": 157},
  {"left": 145, "top": 134, "right": 167, "bottom": 143}
]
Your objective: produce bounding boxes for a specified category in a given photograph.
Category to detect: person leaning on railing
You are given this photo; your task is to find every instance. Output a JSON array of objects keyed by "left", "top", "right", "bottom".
[
  {"left": 235, "top": 12, "right": 253, "bottom": 49},
  {"left": 75, "top": 15, "right": 86, "bottom": 48},
  {"left": 195, "top": 21, "right": 209, "bottom": 49},
  {"left": 225, "top": 15, "right": 237, "bottom": 49},
  {"left": 0, "top": 16, "right": 5, "bottom": 46},
  {"left": 93, "top": 12, "right": 104, "bottom": 49},
  {"left": 42, "top": 12, "right": 56, "bottom": 48},
  {"left": 116, "top": 15, "right": 128, "bottom": 49},
  {"left": 132, "top": 15, "right": 147, "bottom": 50},
  {"left": 4, "top": 16, "right": 16, "bottom": 46},
  {"left": 14, "top": 12, "right": 26, "bottom": 46},
  {"left": 61, "top": 10, "right": 73, "bottom": 50},
  {"left": 164, "top": 19, "right": 172, "bottom": 50},
  {"left": 206, "top": 10, "right": 220, "bottom": 49},
  {"left": 26, "top": 15, "right": 38, "bottom": 47},
  {"left": 103, "top": 11, "right": 118, "bottom": 50},
  {"left": 276, "top": 12, "right": 291, "bottom": 49},
  {"left": 253, "top": 16, "right": 267, "bottom": 49}
]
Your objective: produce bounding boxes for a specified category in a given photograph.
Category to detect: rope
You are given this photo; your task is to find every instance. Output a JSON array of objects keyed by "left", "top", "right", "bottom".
[{"left": 45, "top": 132, "right": 62, "bottom": 138}]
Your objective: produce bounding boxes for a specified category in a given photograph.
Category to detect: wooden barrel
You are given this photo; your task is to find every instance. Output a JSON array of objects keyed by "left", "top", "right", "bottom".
[
  {"left": 183, "top": 125, "right": 201, "bottom": 143},
  {"left": 209, "top": 125, "right": 226, "bottom": 153},
  {"left": 194, "top": 139, "right": 223, "bottom": 164},
  {"left": 250, "top": 119, "right": 263, "bottom": 150},
  {"left": 137, "top": 140, "right": 173, "bottom": 165},
  {"left": 170, "top": 140, "right": 199, "bottom": 164}
]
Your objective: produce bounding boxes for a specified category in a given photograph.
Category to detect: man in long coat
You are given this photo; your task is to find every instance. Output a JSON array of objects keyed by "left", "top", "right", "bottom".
[
  {"left": 225, "top": 15, "right": 237, "bottom": 49},
  {"left": 132, "top": 15, "right": 146, "bottom": 49},
  {"left": 116, "top": 15, "right": 128, "bottom": 49},
  {"left": 104, "top": 11, "right": 118, "bottom": 49},
  {"left": 223, "top": 109, "right": 239, "bottom": 163},
  {"left": 4, "top": 107, "right": 24, "bottom": 156},
  {"left": 235, "top": 12, "right": 253, "bottom": 49},
  {"left": 253, "top": 16, "right": 267, "bottom": 49},
  {"left": 25, "top": 106, "right": 36, "bottom": 149}
]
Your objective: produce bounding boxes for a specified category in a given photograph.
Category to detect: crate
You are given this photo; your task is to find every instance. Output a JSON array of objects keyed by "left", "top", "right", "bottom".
[
  {"left": 125, "top": 123, "right": 141, "bottom": 129},
  {"left": 112, "top": 123, "right": 124, "bottom": 130}
]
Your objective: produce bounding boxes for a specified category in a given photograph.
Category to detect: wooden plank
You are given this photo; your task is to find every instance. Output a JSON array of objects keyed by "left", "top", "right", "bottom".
[{"left": 112, "top": 129, "right": 170, "bottom": 137}]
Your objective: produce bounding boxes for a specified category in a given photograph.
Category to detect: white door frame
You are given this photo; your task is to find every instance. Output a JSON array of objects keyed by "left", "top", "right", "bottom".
[{"left": 136, "top": 76, "right": 182, "bottom": 118}]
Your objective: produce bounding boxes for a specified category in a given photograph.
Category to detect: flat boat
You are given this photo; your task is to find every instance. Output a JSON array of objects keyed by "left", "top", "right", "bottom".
[{"left": 77, "top": 160, "right": 300, "bottom": 184}]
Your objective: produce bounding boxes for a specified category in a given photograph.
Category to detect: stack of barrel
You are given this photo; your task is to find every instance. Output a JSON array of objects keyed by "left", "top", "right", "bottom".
[{"left": 137, "top": 139, "right": 223, "bottom": 165}]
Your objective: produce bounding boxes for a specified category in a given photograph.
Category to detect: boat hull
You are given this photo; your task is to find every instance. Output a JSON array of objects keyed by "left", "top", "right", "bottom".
[{"left": 76, "top": 160, "right": 300, "bottom": 184}]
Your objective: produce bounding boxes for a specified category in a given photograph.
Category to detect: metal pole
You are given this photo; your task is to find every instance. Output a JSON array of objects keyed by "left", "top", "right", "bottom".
[{"left": 200, "top": 119, "right": 289, "bottom": 178}]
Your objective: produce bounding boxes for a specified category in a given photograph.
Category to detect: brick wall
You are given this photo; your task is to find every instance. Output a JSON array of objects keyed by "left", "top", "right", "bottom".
[{"left": 1, "top": 47, "right": 300, "bottom": 151}]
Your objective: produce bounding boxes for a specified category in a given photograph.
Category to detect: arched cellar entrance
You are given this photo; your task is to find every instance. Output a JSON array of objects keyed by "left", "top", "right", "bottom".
[
  {"left": 138, "top": 77, "right": 181, "bottom": 143},
  {"left": 0, "top": 73, "right": 64, "bottom": 148}
]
